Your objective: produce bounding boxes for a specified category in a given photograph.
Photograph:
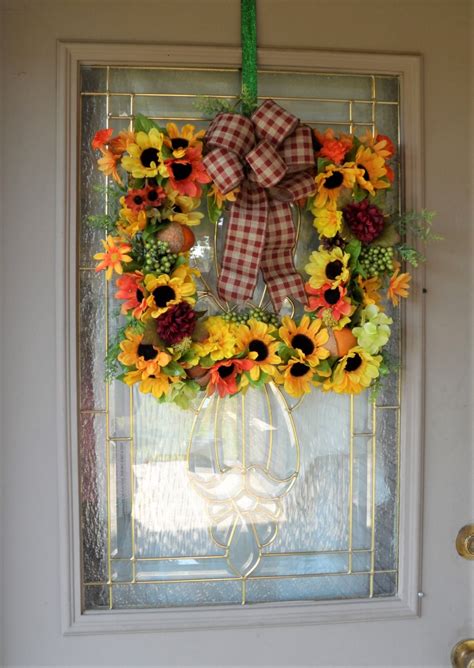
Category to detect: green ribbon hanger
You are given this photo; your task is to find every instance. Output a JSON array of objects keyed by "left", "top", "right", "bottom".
[{"left": 241, "top": 0, "right": 258, "bottom": 116}]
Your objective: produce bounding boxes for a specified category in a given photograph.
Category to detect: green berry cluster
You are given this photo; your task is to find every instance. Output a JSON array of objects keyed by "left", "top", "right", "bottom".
[
  {"left": 359, "top": 246, "right": 394, "bottom": 277},
  {"left": 143, "top": 239, "right": 178, "bottom": 275},
  {"left": 222, "top": 307, "right": 279, "bottom": 328}
]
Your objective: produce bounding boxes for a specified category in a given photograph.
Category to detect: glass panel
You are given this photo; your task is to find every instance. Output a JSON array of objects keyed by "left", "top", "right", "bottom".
[{"left": 79, "top": 65, "right": 401, "bottom": 610}]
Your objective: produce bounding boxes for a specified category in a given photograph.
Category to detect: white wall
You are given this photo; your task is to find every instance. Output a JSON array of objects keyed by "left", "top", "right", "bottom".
[{"left": 0, "top": 0, "right": 472, "bottom": 666}]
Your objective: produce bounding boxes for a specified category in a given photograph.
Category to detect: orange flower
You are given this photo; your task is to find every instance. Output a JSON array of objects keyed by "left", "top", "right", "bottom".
[
  {"left": 207, "top": 358, "right": 255, "bottom": 398},
  {"left": 97, "top": 149, "right": 124, "bottom": 186},
  {"left": 92, "top": 128, "right": 113, "bottom": 151},
  {"left": 164, "top": 147, "right": 211, "bottom": 197},
  {"left": 110, "top": 130, "right": 136, "bottom": 155},
  {"left": 208, "top": 183, "right": 240, "bottom": 209},
  {"left": 357, "top": 275, "right": 383, "bottom": 308},
  {"left": 314, "top": 129, "right": 353, "bottom": 164},
  {"left": 94, "top": 235, "right": 132, "bottom": 280},
  {"left": 387, "top": 266, "right": 411, "bottom": 306},
  {"left": 115, "top": 271, "right": 148, "bottom": 318}
]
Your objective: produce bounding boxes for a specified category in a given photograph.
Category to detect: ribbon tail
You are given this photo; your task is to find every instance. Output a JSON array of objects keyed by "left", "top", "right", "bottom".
[
  {"left": 217, "top": 182, "right": 268, "bottom": 304},
  {"left": 260, "top": 201, "right": 307, "bottom": 311}
]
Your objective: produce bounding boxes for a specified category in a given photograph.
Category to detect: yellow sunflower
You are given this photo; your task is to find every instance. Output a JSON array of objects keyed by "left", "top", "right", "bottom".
[
  {"left": 144, "top": 265, "right": 198, "bottom": 318},
  {"left": 305, "top": 247, "right": 351, "bottom": 289},
  {"left": 116, "top": 199, "right": 147, "bottom": 237},
  {"left": 124, "top": 369, "right": 174, "bottom": 399},
  {"left": 121, "top": 128, "right": 167, "bottom": 179},
  {"left": 276, "top": 358, "right": 316, "bottom": 398},
  {"left": 312, "top": 207, "right": 343, "bottom": 238},
  {"left": 323, "top": 346, "right": 381, "bottom": 394},
  {"left": 165, "top": 123, "right": 205, "bottom": 158},
  {"left": 192, "top": 316, "right": 239, "bottom": 361},
  {"left": 166, "top": 190, "right": 204, "bottom": 227},
  {"left": 279, "top": 316, "right": 329, "bottom": 367},
  {"left": 235, "top": 319, "right": 281, "bottom": 380},
  {"left": 117, "top": 328, "right": 171, "bottom": 376},
  {"left": 314, "top": 163, "right": 359, "bottom": 209},
  {"left": 354, "top": 146, "right": 390, "bottom": 194}
]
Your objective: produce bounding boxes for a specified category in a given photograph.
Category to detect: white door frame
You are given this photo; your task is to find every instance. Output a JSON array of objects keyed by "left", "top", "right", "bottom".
[{"left": 56, "top": 41, "right": 424, "bottom": 634}]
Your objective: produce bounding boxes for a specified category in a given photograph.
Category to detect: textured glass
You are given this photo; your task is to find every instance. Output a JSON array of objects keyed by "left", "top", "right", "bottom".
[{"left": 79, "top": 66, "right": 401, "bottom": 610}]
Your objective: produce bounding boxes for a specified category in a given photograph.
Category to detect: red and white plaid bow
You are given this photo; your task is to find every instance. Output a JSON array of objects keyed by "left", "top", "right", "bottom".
[{"left": 203, "top": 99, "right": 315, "bottom": 311}]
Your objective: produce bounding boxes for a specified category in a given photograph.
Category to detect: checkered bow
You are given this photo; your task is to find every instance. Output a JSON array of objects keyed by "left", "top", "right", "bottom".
[{"left": 203, "top": 99, "right": 316, "bottom": 311}]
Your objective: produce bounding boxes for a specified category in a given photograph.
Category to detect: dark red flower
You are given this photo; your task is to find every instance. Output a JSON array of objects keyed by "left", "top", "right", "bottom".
[
  {"left": 155, "top": 302, "right": 197, "bottom": 345},
  {"left": 343, "top": 200, "right": 385, "bottom": 244}
]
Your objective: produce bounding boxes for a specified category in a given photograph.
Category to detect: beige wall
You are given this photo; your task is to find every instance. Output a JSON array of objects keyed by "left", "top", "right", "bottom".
[{"left": 1, "top": 0, "right": 472, "bottom": 666}]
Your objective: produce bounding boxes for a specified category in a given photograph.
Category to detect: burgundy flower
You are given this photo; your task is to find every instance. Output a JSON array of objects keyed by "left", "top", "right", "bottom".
[
  {"left": 156, "top": 302, "right": 197, "bottom": 345},
  {"left": 343, "top": 200, "right": 385, "bottom": 244}
]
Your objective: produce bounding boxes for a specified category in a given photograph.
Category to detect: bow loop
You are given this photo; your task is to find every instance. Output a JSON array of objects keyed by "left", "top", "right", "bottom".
[
  {"left": 269, "top": 171, "right": 316, "bottom": 203},
  {"left": 206, "top": 112, "right": 255, "bottom": 157},
  {"left": 246, "top": 140, "right": 287, "bottom": 188},
  {"left": 251, "top": 99, "right": 299, "bottom": 147},
  {"left": 279, "top": 125, "right": 315, "bottom": 173},
  {"left": 203, "top": 148, "right": 244, "bottom": 194}
]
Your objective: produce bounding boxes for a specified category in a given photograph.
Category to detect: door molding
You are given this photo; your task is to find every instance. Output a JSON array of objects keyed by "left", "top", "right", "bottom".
[{"left": 56, "top": 41, "right": 424, "bottom": 634}]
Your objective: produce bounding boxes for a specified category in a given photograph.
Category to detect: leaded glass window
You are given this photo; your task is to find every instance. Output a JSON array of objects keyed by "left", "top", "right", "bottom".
[{"left": 79, "top": 65, "right": 401, "bottom": 610}]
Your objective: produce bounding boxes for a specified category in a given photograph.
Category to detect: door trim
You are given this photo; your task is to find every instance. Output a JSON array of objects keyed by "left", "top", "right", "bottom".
[{"left": 56, "top": 41, "right": 425, "bottom": 634}]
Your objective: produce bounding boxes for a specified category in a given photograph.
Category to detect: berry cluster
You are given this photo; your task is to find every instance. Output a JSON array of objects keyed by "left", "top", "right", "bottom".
[
  {"left": 139, "top": 238, "right": 178, "bottom": 275},
  {"left": 222, "top": 306, "right": 280, "bottom": 328},
  {"left": 359, "top": 246, "right": 394, "bottom": 277}
]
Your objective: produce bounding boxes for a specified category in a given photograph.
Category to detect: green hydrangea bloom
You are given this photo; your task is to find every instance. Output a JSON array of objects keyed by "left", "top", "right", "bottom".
[{"left": 353, "top": 305, "right": 393, "bottom": 355}]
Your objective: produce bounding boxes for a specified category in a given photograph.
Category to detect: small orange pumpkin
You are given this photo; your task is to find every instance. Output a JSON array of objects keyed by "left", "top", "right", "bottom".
[{"left": 326, "top": 327, "right": 357, "bottom": 358}]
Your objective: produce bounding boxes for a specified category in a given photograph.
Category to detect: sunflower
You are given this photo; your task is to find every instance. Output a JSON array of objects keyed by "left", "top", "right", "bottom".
[
  {"left": 115, "top": 271, "right": 148, "bottom": 318},
  {"left": 117, "top": 201, "right": 147, "bottom": 237},
  {"left": 94, "top": 235, "right": 132, "bottom": 280},
  {"left": 323, "top": 347, "right": 381, "bottom": 394},
  {"left": 305, "top": 283, "right": 353, "bottom": 329},
  {"left": 276, "top": 358, "right": 316, "bottom": 398},
  {"left": 354, "top": 146, "right": 390, "bottom": 194},
  {"left": 207, "top": 358, "right": 255, "bottom": 398},
  {"left": 314, "top": 163, "right": 359, "bottom": 209},
  {"left": 164, "top": 123, "right": 205, "bottom": 158},
  {"left": 166, "top": 189, "right": 204, "bottom": 227},
  {"left": 279, "top": 315, "right": 330, "bottom": 367},
  {"left": 118, "top": 328, "right": 171, "bottom": 376},
  {"left": 192, "top": 316, "right": 239, "bottom": 361},
  {"left": 235, "top": 319, "right": 281, "bottom": 380},
  {"left": 121, "top": 128, "right": 166, "bottom": 179},
  {"left": 312, "top": 207, "right": 343, "bottom": 238},
  {"left": 144, "top": 265, "right": 198, "bottom": 318},
  {"left": 305, "top": 246, "right": 351, "bottom": 289},
  {"left": 124, "top": 369, "right": 174, "bottom": 399},
  {"left": 164, "top": 147, "right": 211, "bottom": 198}
]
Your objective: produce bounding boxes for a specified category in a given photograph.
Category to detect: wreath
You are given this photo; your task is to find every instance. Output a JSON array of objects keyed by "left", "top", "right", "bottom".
[{"left": 89, "top": 101, "right": 437, "bottom": 410}]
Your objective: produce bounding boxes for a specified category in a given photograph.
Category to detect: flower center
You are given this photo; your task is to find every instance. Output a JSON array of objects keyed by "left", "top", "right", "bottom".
[
  {"left": 357, "top": 164, "right": 370, "bottom": 181},
  {"left": 171, "top": 162, "right": 193, "bottom": 181},
  {"left": 249, "top": 339, "right": 269, "bottom": 362},
  {"left": 345, "top": 353, "right": 362, "bottom": 372},
  {"left": 173, "top": 205, "right": 183, "bottom": 213},
  {"left": 140, "top": 147, "right": 160, "bottom": 168},
  {"left": 217, "top": 363, "right": 235, "bottom": 379},
  {"left": 325, "top": 260, "right": 343, "bottom": 280},
  {"left": 290, "top": 362, "right": 310, "bottom": 378},
  {"left": 171, "top": 137, "right": 189, "bottom": 150},
  {"left": 291, "top": 334, "right": 315, "bottom": 355},
  {"left": 137, "top": 343, "right": 156, "bottom": 361},
  {"left": 324, "top": 287, "right": 341, "bottom": 305},
  {"left": 133, "top": 195, "right": 144, "bottom": 205},
  {"left": 146, "top": 188, "right": 160, "bottom": 202},
  {"left": 324, "top": 171, "right": 344, "bottom": 189},
  {"left": 153, "top": 285, "right": 176, "bottom": 307},
  {"left": 136, "top": 288, "right": 144, "bottom": 302}
]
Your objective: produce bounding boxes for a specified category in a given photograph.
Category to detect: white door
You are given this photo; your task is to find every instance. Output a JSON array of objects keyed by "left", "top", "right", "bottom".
[{"left": 1, "top": 3, "right": 472, "bottom": 667}]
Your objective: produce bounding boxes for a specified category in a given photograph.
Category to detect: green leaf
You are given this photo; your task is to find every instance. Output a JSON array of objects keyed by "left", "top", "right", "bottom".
[
  {"left": 352, "top": 184, "right": 368, "bottom": 203},
  {"left": 372, "top": 223, "right": 401, "bottom": 247},
  {"left": 277, "top": 344, "right": 294, "bottom": 364},
  {"left": 317, "top": 157, "right": 332, "bottom": 173},
  {"left": 207, "top": 194, "right": 222, "bottom": 225},
  {"left": 162, "top": 361, "right": 186, "bottom": 377},
  {"left": 134, "top": 114, "right": 160, "bottom": 133},
  {"left": 346, "top": 239, "right": 362, "bottom": 265}
]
